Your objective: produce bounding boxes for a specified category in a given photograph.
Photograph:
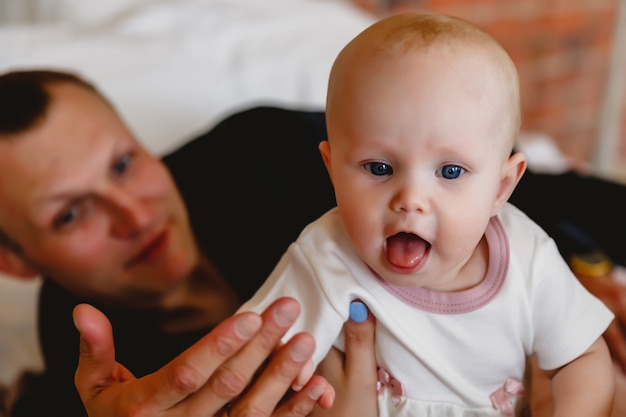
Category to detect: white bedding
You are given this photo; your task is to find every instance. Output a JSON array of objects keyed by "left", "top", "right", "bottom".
[
  {"left": 0, "top": 0, "right": 374, "bottom": 156},
  {"left": 0, "top": 0, "right": 376, "bottom": 386}
]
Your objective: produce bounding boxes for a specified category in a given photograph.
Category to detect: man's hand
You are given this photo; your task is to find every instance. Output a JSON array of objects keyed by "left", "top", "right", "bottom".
[
  {"left": 312, "top": 301, "right": 378, "bottom": 417},
  {"left": 576, "top": 272, "right": 626, "bottom": 372},
  {"left": 73, "top": 297, "right": 334, "bottom": 417}
]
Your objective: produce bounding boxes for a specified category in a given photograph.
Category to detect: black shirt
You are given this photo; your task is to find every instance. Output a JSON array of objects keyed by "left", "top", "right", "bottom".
[{"left": 510, "top": 169, "right": 626, "bottom": 266}]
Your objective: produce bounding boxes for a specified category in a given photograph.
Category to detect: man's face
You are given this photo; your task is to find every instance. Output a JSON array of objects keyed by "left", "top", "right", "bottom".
[{"left": 0, "top": 83, "right": 199, "bottom": 308}]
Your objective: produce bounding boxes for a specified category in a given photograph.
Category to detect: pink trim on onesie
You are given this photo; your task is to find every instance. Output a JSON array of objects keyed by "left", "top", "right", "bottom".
[{"left": 378, "top": 216, "right": 509, "bottom": 314}]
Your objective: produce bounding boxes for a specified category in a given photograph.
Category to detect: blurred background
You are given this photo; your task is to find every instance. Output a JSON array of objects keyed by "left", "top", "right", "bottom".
[
  {"left": 1, "top": 0, "right": 624, "bottom": 178},
  {"left": 360, "top": 0, "right": 626, "bottom": 181},
  {"left": 0, "top": 0, "right": 624, "bottom": 414}
]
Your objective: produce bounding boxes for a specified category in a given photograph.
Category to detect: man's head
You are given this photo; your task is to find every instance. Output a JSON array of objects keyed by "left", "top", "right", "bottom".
[
  {"left": 0, "top": 71, "right": 99, "bottom": 253},
  {"left": 0, "top": 70, "right": 200, "bottom": 308},
  {"left": 0, "top": 70, "right": 99, "bottom": 134},
  {"left": 319, "top": 13, "right": 527, "bottom": 290}
]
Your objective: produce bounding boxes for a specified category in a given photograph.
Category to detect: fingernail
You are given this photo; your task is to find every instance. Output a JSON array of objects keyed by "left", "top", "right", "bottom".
[
  {"left": 290, "top": 339, "right": 313, "bottom": 363},
  {"left": 308, "top": 384, "right": 326, "bottom": 401},
  {"left": 274, "top": 301, "right": 299, "bottom": 327},
  {"left": 349, "top": 301, "right": 368, "bottom": 323},
  {"left": 234, "top": 314, "right": 262, "bottom": 339}
]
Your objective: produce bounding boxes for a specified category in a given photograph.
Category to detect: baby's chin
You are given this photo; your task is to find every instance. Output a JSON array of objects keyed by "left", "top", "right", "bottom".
[{"left": 369, "top": 263, "right": 430, "bottom": 289}]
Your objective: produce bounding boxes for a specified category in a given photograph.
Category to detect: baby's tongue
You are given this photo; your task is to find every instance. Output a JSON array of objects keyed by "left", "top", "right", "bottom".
[{"left": 387, "top": 233, "right": 428, "bottom": 268}]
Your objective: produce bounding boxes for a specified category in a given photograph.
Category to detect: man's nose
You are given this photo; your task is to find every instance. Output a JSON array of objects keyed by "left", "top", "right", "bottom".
[{"left": 106, "top": 188, "right": 152, "bottom": 238}]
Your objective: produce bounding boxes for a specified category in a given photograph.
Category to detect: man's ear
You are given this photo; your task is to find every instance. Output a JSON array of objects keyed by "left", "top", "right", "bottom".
[
  {"left": 319, "top": 141, "right": 333, "bottom": 181},
  {"left": 0, "top": 246, "right": 40, "bottom": 280},
  {"left": 491, "top": 151, "right": 527, "bottom": 216}
]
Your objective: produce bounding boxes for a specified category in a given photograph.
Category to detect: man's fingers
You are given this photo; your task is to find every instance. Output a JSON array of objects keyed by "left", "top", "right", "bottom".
[
  {"left": 73, "top": 304, "right": 123, "bottom": 394},
  {"left": 173, "top": 297, "right": 301, "bottom": 415},
  {"left": 292, "top": 358, "right": 314, "bottom": 391},
  {"left": 145, "top": 311, "right": 263, "bottom": 413},
  {"left": 272, "top": 376, "right": 335, "bottom": 417},
  {"left": 229, "top": 332, "right": 318, "bottom": 416},
  {"left": 73, "top": 303, "right": 115, "bottom": 365}
]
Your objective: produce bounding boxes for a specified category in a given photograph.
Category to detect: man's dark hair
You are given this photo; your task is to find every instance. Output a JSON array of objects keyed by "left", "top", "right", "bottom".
[
  {"left": 0, "top": 69, "right": 99, "bottom": 135},
  {"left": 0, "top": 69, "right": 99, "bottom": 251}
]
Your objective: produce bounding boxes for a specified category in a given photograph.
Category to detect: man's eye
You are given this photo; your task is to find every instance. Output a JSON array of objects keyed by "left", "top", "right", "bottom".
[
  {"left": 363, "top": 162, "right": 393, "bottom": 176},
  {"left": 53, "top": 207, "right": 78, "bottom": 229},
  {"left": 437, "top": 164, "right": 465, "bottom": 179},
  {"left": 112, "top": 154, "right": 132, "bottom": 176}
]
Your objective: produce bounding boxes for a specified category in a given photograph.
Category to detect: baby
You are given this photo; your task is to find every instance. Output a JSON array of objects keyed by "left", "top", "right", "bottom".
[{"left": 240, "top": 13, "right": 615, "bottom": 416}]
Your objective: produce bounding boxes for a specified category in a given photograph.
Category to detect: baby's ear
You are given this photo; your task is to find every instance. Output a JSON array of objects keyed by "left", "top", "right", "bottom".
[
  {"left": 492, "top": 152, "right": 527, "bottom": 216},
  {"left": 0, "top": 246, "right": 40, "bottom": 280},
  {"left": 319, "top": 141, "right": 333, "bottom": 180}
]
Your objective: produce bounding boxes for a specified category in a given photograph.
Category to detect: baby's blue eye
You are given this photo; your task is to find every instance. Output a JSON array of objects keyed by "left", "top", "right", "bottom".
[
  {"left": 438, "top": 165, "right": 464, "bottom": 179},
  {"left": 363, "top": 162, "right": 393, "bottom": 176},
  {"left": 112, "top": 154, "right": 131, "bottom": 176}
]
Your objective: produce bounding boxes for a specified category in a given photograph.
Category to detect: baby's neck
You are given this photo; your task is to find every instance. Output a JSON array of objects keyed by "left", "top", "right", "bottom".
[
  {"left": 419, "top": 235, "right": 489, "bottom": 293},
  {"left": 453, "top": 236, "right": 489, "bottom": 291}
]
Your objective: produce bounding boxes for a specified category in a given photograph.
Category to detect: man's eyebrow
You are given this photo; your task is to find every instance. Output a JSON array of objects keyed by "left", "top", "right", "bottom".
[
  {"left": 36, "top": 187, "right": 85, "bottom": 207},
  {"left": 25, "top": 191, "right": 77, "bottom": 227}
]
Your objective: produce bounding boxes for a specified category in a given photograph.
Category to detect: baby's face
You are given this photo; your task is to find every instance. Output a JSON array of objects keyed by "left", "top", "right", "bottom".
[{"left": 323, "top": 45, "right": 520, "bottom": 290}]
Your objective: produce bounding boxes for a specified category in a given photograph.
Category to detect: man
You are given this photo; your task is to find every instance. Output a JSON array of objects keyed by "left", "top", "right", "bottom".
[{"left": 0, "top": 70, "right": 377, "bottom": 417}]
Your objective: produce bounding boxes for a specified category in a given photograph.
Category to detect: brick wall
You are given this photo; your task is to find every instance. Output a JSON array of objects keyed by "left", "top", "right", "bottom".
[{"left": 355, "top": 0, "right": 626, "bottom": 179}]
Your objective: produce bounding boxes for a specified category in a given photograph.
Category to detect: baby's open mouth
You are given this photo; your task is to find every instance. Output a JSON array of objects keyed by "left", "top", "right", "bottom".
[{"left": 386, "top": 232, "right": 431, "bottom": 269}]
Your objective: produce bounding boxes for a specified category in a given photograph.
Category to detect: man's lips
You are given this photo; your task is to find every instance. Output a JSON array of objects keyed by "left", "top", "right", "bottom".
[{"left": 126, "top": 230, "right": 170, "bottom": 268}]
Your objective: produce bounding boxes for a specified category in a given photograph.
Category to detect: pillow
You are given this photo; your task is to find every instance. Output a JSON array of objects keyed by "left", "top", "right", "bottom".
[{"left": 33, "top": 0, "right": 156, "bottom": 25}]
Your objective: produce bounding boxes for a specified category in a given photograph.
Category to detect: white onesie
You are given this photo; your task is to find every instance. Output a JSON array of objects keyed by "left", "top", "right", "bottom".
[{"left": 239, "top": 203, "right": 613, "bottom": 416}]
